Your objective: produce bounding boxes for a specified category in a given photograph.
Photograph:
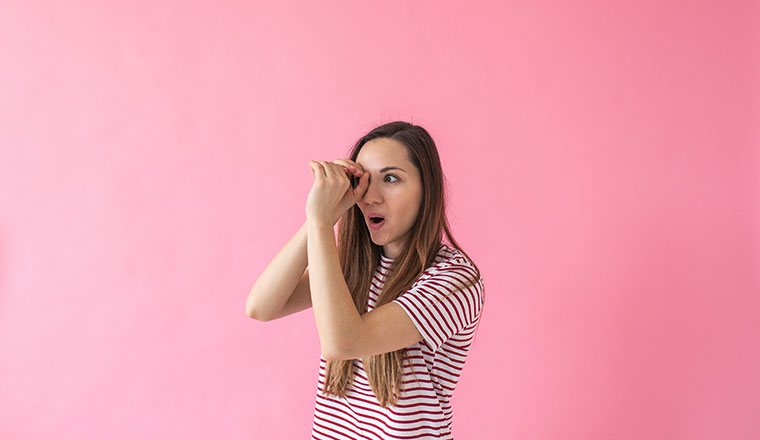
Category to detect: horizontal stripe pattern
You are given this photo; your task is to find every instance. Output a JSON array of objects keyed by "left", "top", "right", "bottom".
[{"left": 311, "top": 245, "right": 485, "bottom": 439}]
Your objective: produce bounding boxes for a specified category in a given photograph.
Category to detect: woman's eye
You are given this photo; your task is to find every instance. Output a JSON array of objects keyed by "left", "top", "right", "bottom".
[{"left": 384, "top": 174, "right": 398, "bottom": 183}]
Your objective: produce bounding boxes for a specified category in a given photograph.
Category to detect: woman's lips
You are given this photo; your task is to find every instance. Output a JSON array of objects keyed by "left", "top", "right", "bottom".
[{"left": 369, "top": 218, "right": 386, "bottom": 230}]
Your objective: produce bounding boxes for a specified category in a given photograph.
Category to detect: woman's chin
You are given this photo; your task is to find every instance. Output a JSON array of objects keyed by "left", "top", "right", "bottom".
[{"left": 369, "top": 233, "right": 388, "bottom": 245}]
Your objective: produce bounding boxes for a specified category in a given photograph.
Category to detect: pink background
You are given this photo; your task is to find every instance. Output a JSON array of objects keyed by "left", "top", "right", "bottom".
[{"left": 1, "top": 1, "right": 758, "bottom": 439}]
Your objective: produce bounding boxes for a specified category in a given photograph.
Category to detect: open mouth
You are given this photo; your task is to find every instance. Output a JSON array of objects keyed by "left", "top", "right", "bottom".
[{"left": 368, "top": 216, "right": 386, "bottom": 229}]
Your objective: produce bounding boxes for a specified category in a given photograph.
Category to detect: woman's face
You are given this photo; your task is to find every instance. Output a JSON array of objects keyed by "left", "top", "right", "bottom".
[{"left": 356, "top": 137, "right": 423, "bottom": 259}]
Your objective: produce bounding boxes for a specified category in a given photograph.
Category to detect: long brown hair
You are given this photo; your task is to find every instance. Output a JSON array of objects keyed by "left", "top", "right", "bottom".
[{"left": 320, "top": 121, "right": 482, "bottom": 408}]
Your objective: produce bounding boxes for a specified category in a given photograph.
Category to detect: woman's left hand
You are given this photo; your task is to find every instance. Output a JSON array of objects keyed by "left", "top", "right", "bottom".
[{"left": 306, "top": 160, "right": 370, "bottom": 226}]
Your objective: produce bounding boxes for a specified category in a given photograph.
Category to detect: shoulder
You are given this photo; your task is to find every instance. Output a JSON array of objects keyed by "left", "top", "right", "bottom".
[
  {"left": 419, "top": 245, "right": 483, "bottom": 298},
  {"left": 430, "top": 245, "right": 481, "bottom": 280}
]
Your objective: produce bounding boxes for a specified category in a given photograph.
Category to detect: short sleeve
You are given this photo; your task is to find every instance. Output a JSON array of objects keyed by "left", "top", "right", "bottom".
[{"left": 392, "top": 261, "right": 484, "bottom": 352}]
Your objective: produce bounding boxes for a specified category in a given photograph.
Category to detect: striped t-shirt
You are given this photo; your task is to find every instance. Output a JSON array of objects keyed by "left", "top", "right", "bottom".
[{"left": 311, "top": 244, "right": 485, "bottom": 439}]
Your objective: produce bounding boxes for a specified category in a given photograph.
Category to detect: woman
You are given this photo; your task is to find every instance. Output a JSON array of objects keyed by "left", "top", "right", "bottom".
[{"left": 247, "top": 121, "right": 485, "bottom": 439}]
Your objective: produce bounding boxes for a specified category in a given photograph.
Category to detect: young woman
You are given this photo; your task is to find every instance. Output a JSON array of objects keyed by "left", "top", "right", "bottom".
[{"left": 247, "top": 121, "right": 485, "bottom": 439}]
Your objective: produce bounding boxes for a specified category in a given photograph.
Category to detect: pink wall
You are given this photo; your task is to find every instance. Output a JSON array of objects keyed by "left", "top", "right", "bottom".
[{"left": 1, "top": 1, "right": 758, "bottom": 439}]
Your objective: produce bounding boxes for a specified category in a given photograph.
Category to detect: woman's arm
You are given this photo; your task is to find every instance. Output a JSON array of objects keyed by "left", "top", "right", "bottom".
[
  {"left": 246, "top": 219, "right": 310, "bottom": 321},
  {"left": 306, "top": 219, "right": 364, "bottom": 360}
]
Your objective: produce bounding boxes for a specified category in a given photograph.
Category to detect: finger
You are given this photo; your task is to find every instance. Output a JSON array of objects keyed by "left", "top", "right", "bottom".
[
  {"left": 332, "top": 159, "right": 363, "bottom": 175},
  {"left": 333, "top": 162, "right": 355, "bottom": 176},
  {"left": 346, "top": 159, "right": 364, "bottom": 174},
  {"left": 318, "top": 161, "right": 333, "bottom": 179},
  {"left": 354, "top": 170, "right": 370, "bottom": 198},
  {"left": 322, "top": 161, "right": 344, "bottom": 181},
  {"left": 331, "top": 159, "right": 351, "bottom": 168},
  {"left": 343, "top": 159, "right": 363, "bottom": 171},
  {"left": 327, "top": 160, "right": 351, "bottom": 173},
  {"left": 309, "top": 160, "right": 325, "bottom": 178}
]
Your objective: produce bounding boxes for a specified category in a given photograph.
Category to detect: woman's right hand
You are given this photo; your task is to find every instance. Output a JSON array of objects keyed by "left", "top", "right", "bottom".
[{"left": 329, "top": 158, "right": 368, "bottom": 224}]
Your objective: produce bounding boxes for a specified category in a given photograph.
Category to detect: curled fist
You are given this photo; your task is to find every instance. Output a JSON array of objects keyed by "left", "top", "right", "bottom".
[{"left": 306, "top": 159, "right": 370, "bottom": 226}]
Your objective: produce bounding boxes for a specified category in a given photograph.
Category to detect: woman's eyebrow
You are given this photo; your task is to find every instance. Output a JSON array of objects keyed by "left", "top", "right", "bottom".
[{"left": 379, "top": 166, "right": 406, "bottom": 173}]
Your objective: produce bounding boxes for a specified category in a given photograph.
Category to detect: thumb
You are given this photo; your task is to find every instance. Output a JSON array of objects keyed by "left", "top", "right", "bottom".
[{"left": 354, "top": 172, "right": 370, "bottom": 198}]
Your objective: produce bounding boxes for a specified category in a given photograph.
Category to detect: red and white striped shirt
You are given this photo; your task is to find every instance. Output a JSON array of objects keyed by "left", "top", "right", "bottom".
[{"left": 311, "top": 244, "right": 485, "bottom": 439}]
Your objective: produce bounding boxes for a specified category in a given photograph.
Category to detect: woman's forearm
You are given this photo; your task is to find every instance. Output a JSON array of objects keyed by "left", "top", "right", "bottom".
[
  {"left": 306, "top": 219, "right": 363, "bottom": 360},
  {"left": 246, "top": 219, "right": 309, "bottom": 320}
]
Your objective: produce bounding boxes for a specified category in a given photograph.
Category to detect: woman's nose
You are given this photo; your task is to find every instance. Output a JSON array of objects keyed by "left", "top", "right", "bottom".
[{"left": 362, "top": 177, "right": 381, "bottom": 202}]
